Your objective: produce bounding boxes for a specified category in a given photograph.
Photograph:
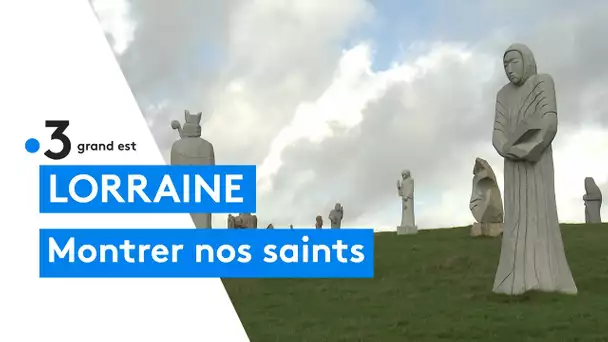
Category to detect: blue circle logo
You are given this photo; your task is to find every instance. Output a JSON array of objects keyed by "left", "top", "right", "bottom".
[{"left": 25, "top": 138, "right": 40, "bottom": 153}]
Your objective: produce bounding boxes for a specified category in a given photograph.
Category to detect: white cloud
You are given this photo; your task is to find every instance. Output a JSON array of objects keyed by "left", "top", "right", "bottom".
[
  {"left": 89, "top": 0, "right": 134, "bottom": 55},
  {"left": 91, "top": 1, "right": 608, "bottom": 230}
]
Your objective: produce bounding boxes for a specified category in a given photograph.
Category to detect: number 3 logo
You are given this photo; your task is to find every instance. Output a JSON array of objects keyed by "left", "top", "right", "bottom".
[{"left": 44, "top": 120, "right": 72, "bottom": 160}]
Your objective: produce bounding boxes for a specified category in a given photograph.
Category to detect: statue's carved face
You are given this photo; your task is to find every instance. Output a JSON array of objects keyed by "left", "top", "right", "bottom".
[
  {"left": 335, "top": 203, "right": 341, "bottom": 210},
  {"left": 504, "top": 50, "right": 524, "bottom": 85},
  {"left": 401, "top": 170, "right": 410, "bottom": 179}
]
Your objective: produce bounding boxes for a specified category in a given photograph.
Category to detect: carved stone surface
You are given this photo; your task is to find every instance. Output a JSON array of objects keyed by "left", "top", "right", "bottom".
[
  {"left": 584, "top": 177, "right": 602, "bottom": 224},
  {"left": 315, "top": 215, "right": 323, "bottom": 229},
  {"left": 267, "top": 224, "right": 274, "bottom": 229},
  {"left": 469, "top": 158, "right": 504, "bottom": 237},
  {"left": 227, "top": 214, "right": 235, "bottom": 229},
  {"left": 170, "top": 110, "right": 215, "bottom": 229},
  {"left": 396, "top": 170, "right": 417, "bottom": 235},
  {"left": 232, "top": 213, "right": 257, "bottom": 229},
  {"left": 471, "top": 223, "right": 503, "bottom": 237},
  {"left": 491, "top": 43, "right": 577, "bottom": 295},
  {"left": 328, "top": 203, "right": 344, "bottom": 229}
]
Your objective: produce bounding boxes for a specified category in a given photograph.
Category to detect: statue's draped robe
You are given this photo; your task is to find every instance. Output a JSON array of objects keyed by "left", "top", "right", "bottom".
[
  {"left": 492, "top": 72, "right": 577, "bottom": 295},
  {"left": 398, "top": 178, "right": 415, "bottom": 229},
  {"left": 171, "top": 137, "right": 215, "bottom": 229}
]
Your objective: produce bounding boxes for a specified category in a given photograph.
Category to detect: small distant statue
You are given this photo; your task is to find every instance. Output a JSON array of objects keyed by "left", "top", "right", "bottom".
[
  {"left": 267, "top": 223, "right": 274, "bottom": 229},
  {"left": 469, "top": 158, "right": 504, "bottom": 237},
  {"left": 227, "top": 214, "right": 235, "bottom": 229},
  {"left": 583, "top": 177, "right": 602, "bottom": 224},
  {"left": 170, "top": 110, "right": 215, "bottom": 229},
  {"left": 315, "top": 215, "right": 323, "bottom": 229},
  {"left": 233, "top": 213, "right": 257, "bottom": 229},
  {"left": 491, "top": 43, "right": 576, "bottom": 295},
  {"left": 328, "top": 203, "right": 344, "bottom": 229},
  {"left": 289, "top": 224, "right": 294, "bottom": 229},
  {"left": 396, "top": 170, "right": 417, "bottom": 235}
]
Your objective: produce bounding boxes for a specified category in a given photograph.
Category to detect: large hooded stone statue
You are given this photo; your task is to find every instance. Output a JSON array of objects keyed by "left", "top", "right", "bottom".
[
  {"left": 491, "top": 43, "right": 577, "bottom": 295},
  {"left": 170, "top": 110, "right": 215, "bottom": 229},
  {"left": 583, "top": 177, "right": 602, "bottom": 223},
  {"left": 469, "top": 157, "right": 503, "bottom": 237}
]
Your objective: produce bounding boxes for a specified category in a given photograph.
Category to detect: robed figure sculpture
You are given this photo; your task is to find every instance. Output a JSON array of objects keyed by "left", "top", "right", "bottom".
[
  {"left": 329, "top": 203, "right": 344, "bottom": 229},
  {"left": 491, "top": 43, "right": 577, "bottom": 295},
  {"left": 583, "top": 177, "right": 602, "bottom": 224},
  {"left": 171, "top": 110, "right": 216, "bottom": 228},
  {"left": 396, "top": 170, "right": 417, "bottom": 235}
]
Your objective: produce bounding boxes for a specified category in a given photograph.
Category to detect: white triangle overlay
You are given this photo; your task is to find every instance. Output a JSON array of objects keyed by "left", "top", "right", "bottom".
[{"left": 0, "top": 0, "right": 249, "bottom": 341}]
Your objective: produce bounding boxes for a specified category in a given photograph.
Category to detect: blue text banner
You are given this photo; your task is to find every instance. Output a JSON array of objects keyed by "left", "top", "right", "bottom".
[
  {"left": 39, "top": 228, "right": 375, "bottom": 278},
  {"left": 39, "top": 165, "right": 256, "bottom": 213}
]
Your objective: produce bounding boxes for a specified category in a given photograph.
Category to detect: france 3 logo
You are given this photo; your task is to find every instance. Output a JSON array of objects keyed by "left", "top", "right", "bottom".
[{"left": 25, "top": 120, "right": 71, "bottom": 161}]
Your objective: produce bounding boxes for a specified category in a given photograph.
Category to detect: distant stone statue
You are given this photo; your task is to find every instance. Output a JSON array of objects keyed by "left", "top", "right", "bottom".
[
  {"left": 233, "top": 213, "right": 257, "bottom": 229},
  {"left": 396, "top": 170, "right": 417, "bottom": 235},
  {"left": 227, "top": 214, "right": 235, "bottom": 229},
  {"left": 469, "top": 158, "right": 504, "bottom": 237},
  {"left": 315, "top": 215, "right": 323, "bottom": 229},
  {"left": 267, "top": 223, "right": 274, "bottom": 229},
  {"left": 328, "top": 203, "right": 344, "bottom": 229},
  {"left": 491, "top": 43, "right": 577, "bottom": 295},
  {"left": 583, "top": 177, "right": 602, "bottom": 223},
  {"left": 289, "top": 224, "right": 294, "bottom": 229},
  {"left": 171, "top": 110, "right": 215, "bottom": 229}
]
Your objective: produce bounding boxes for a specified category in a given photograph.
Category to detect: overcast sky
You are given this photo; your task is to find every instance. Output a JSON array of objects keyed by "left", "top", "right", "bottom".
[{"left": 90, "top": 0, "right": 608, "bottom": 230}]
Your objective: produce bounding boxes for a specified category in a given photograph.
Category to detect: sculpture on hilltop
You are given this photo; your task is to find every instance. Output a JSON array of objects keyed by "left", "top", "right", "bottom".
[
  {"left": 396, "top": 170, "right": 417, "bottom": 235},
  {"left": 228, "top": 213, "right": 257, "bottom": 229},
  {"left": 329, "top": 203, "right": 344, "bottom": 229},
  {"left": 583, "top": 177, "right": 602, "bottom": 224},
  {"left": 315, "top": 215, "right": 323, "bottom": 229},
  {"left": 469, "top": 158, "right": 503, "bottom": 237},
  {"left": 170, "top": 110, "right": 215, "bottom": 229},
  {"left": 491, "top": 43, "right": 577, "bottom": 295}
]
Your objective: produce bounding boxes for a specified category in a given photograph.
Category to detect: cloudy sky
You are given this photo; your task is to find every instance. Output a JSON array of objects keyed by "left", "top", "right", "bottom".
[{"left": 89, "top": 0, "right": 608, "bottom": 230}]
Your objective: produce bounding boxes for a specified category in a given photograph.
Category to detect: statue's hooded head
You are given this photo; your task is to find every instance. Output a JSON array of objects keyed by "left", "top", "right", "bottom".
[
  {"left": 401, "top": 169, "right": 411, "bottom": 179},
  {"left": 584, "top": 177, "right": 601, "bottom": 194},
  {"left": 473, "top": 157, "right": 496, "bottom": 180},
  {"left": 334, "top": 202, "right": 341, "bottom": 210},
  {"left": 503, "top": 43, "right": 537, "bottom": 86},
  {"left": 182, "top": 110, "right": 202, "bottom": 137},
  {"left": 473, "top": 157, "right": 486, "bottom": 175}
]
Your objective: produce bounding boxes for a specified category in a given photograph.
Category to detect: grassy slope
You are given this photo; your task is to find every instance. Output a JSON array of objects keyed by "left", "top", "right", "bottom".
[{"left": 223, "top": 224, "right": 608, "bottom": 342}]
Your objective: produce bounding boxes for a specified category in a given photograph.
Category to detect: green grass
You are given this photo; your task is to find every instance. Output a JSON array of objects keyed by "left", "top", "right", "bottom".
[{"left": 223, "top": 224, "right": 608, "bottom": 341}]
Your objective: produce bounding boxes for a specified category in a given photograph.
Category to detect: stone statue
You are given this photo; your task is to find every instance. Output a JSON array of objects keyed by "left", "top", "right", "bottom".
[
  {"left": 315, "top": 215, "right": 323, "bottom": 229},
  {"left": 469, "top": 158, "right": 504, "bottom": 237},
  {"left": 227, "top": 214, "right": 235, "bottom": 229},
  {"left": 396, "top": 170, "right": 417, "bottom": 235},
  {"left": 289, "top": 224, "right": 293, "bottom": 229},
  {"left": 267, "top": 223, "right": 274, "bottom": 229},
  {"left": 170, "top": 110, "right": 215, "bottom": 229},
  {"left": 491, "top": 43, "right": 577, "bottom": 295},
  {"left": 583, "top": 177, "right": 602, "bottom": 224},
  {"left": 328, "top": 203, "right": 344, "bottom": 229},
  {"left": 236, "top": 213, "right": 257, "bottom": 229}
]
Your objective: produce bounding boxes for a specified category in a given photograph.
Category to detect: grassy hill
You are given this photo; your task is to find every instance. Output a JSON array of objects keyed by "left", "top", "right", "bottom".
[{"left": 223, "top": 223, "right": 608, "bottom": 342}]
